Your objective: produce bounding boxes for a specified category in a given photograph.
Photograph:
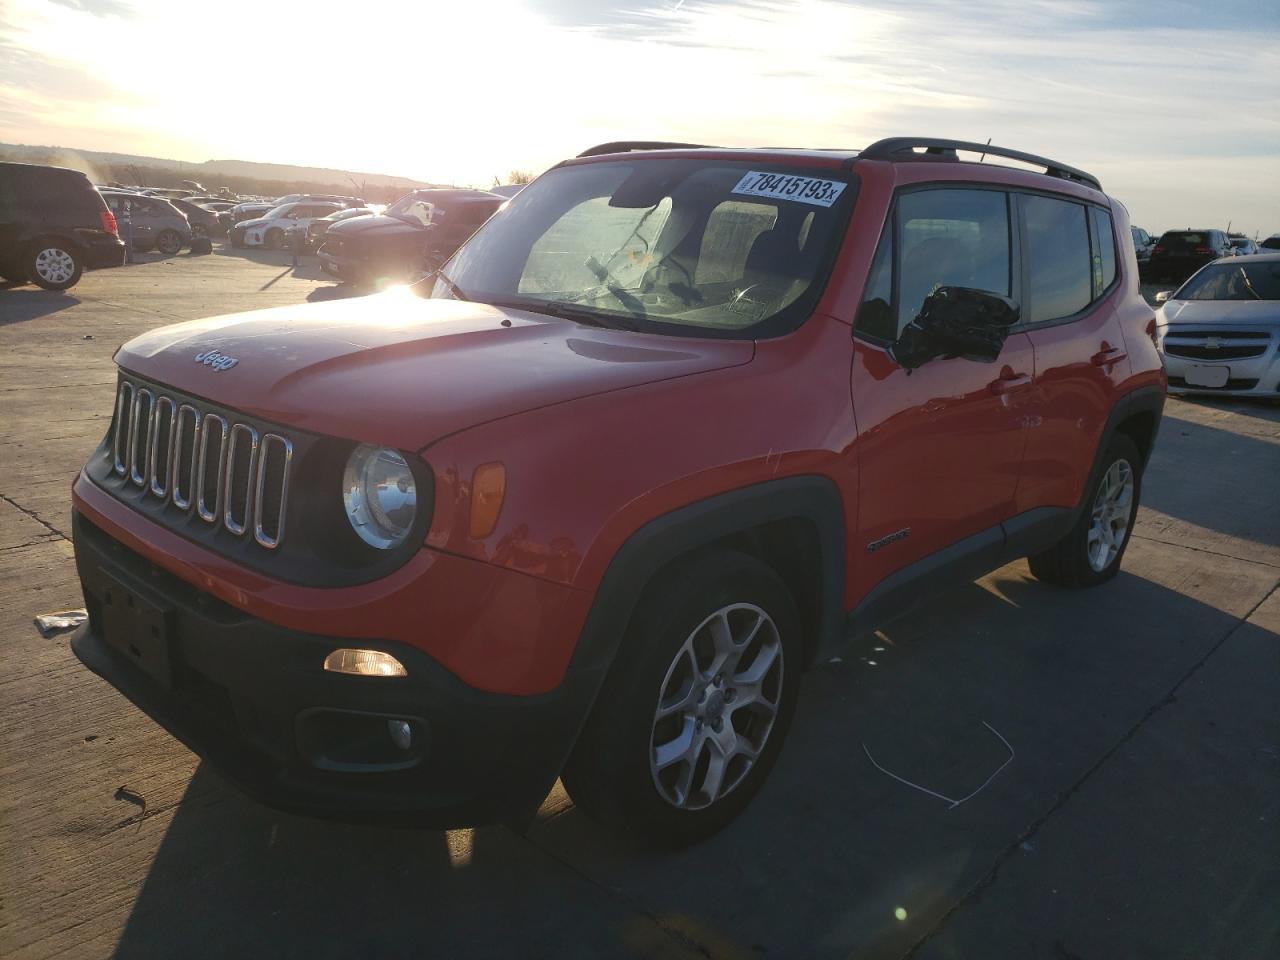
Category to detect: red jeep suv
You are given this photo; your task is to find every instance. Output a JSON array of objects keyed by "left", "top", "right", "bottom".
[{"left": 70, "top": 138, "right": 1165, "bottom": 843}]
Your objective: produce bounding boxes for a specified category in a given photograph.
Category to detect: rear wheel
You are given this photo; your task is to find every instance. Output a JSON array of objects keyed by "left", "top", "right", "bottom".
[
  {"left": 562, "top": 551, "right": 802, "bottom": 846},
  {"left": 155, "top": 229, "right": 183, "bottom": 255},
  {"left": 25, "top": 242, "right": 83, "bottom": 290},
  {"left": 1029, "top": 434, "right": 1142, "bottom": 588}
]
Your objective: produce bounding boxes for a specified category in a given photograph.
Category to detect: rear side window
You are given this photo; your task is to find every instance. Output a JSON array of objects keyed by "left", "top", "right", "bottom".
[
  {"left": 1023, "top": 194, "right": 1091, "bottom": 323},
  {"left": 895, "top": 188, "right": 1011, "bottom": 330},
  {"left": 1090, "top": 206, "right": 1117, "bottom": 294}
]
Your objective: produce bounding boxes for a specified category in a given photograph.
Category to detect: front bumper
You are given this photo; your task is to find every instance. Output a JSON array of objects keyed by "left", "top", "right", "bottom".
[
  {"left": 1160, "top": 328, "right": 1280, "bottom": 398},
  {"left": 71, "top": 510, "right": 599, "bottom": 826}
]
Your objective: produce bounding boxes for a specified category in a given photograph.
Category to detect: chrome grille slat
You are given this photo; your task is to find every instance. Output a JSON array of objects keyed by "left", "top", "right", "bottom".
[
  {"left": 112, "top": 381, "right": 134, "bottom": 475},
  {"left": 108, "top": 377, "right": 293, "bottom": 550},
  {"left": 254, "top": 434, "right": 293, "bottom": 549},
  {"left": 222, "top": 423, "right": 260, "bottom": 536},
  {"left": 128, "top": 389, "right": 154, "bottom": 486},
  {"left": 147, "top": 396, "right": 177, "bottom": 498},
  {"left": 196, "top": 414, "right": 229, "bottom": 523},
  {"left": 171, "top": 405, "right": 201, "bottom": 510}
]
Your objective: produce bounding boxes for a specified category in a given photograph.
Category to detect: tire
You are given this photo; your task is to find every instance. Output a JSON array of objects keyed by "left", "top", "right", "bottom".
[
  {"left": 264, "top": 229, "right": 284, "bottom": 251},
  {"left": 155, "top": 230, "right": 183, "bottom": 256},
  {"left": 25, "top": 241, "right": 83, "bottom": 291},
  {"left": 1028, "top": 434, "right": 1142, "bottom": 588},
  {"left": 562, "top": 550, "right": 803, "bottom": 846}
]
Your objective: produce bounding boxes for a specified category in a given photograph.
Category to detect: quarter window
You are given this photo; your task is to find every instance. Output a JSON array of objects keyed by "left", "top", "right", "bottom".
[
  {"left": 1023, "top": 195, "right": 1091, "bottom": 323},
  {"left": 855, "top": 222, "right": 894, "bottom": 341},
  {"left": 895, "top": 189, "right": 1011, "bottom": 332}
]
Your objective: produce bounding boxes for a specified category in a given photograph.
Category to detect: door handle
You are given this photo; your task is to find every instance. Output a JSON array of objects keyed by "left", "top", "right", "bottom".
[
  {"left": 988, "top": 373, "right": 1031, "bottom": 395},
  {"left": 1091, "top": 346, "right": 1127, "bottom": 367}
]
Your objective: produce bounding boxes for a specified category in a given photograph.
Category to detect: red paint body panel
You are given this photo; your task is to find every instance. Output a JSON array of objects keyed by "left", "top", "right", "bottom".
[
  {"left": 73, "top": 472, "right": 592, "bottom": 694},
  {"left": 115, "top": 293, "right": 752, "bottom": 451}
]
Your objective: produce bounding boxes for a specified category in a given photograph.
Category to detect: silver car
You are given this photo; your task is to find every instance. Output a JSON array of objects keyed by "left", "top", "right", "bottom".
[
  {"left": 1155, "top": 253, "right": 1280, "bottom": 398},
  {"left": 100, "top": 190, "right": 192, "bottom": 255}
]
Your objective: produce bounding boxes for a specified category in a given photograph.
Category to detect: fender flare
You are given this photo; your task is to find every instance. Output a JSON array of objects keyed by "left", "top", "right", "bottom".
[{"left": 567, "top": 474, "right": 847, "bottom": 680}]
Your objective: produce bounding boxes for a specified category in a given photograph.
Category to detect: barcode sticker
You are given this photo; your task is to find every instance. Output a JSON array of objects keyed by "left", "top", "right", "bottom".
[{"left": 731, "top": 171, "right": 847, "bottom": 207}]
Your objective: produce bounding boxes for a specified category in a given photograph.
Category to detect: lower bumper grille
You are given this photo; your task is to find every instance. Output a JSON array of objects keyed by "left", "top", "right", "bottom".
[{"left": 1167, "top": 376, "right": 1260, "bottom": 391}]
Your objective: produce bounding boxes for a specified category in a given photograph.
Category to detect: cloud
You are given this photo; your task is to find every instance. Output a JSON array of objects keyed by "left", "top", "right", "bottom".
[{"left": 0, "top": 0, "right": 1276, "bottom": 234}]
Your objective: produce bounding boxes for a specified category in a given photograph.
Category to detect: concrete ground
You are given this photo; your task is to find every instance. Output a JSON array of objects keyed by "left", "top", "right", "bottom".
[{"left": 1, "top": 250, "right": 1277, "bottom": 960}]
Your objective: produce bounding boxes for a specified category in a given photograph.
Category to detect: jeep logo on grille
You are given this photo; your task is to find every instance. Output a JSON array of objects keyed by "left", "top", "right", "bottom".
[{"left": 194, "top": 350, "right": 239, "bottom": 371}]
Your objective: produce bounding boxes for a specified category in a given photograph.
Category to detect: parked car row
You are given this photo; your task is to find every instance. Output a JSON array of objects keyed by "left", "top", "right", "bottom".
[{"left": 1137, "top": 227, "right": 1275, "bottom": 283}]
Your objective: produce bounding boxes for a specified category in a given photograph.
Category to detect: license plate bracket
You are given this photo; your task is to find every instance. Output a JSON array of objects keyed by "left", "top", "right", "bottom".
[
  {"left": 101, "top": 578, "right": 174, "bottom": 689},
  {"left": 1184, "top": 364, "right": 1230, "bottom": 388}
]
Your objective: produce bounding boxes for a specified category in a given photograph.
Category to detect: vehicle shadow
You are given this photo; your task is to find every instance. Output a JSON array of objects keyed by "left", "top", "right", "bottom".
[
  {"left": 0, "top": 287, "right": 81, "bottom": 324},
  {"left": 1140, "top": 405, "right": 1280, "bottom": 553},
  {"left": 307, "top": 283, "right": 372, "bottom": 303},
  {"left": 109, "top": 560, "right": 1277, "bottom": 959},
  {"left": 212, "top": 244, "right": 332, "bottom": 282}
]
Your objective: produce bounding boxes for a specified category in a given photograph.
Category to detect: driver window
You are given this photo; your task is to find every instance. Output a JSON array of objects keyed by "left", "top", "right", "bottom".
[{"left": 896, "top": 189, "right": 1010, "bottom": 332}]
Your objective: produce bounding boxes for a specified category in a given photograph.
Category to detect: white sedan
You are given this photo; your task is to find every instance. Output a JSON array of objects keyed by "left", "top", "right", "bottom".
[
  {"left": 229, "top": 201, "right": 344, "bottom": 249},
  {"left": 1155, "top": 253, "right": 1280, "bottom": 398}
]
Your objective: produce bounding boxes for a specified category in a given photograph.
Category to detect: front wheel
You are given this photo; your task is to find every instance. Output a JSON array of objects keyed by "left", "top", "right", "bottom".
[
  {"left": 562, "top": 551, "right": 802, "bottom": 845},
  {"left": 26, "top": 242, "right": 83, "bottom": 290},
  {"left": 1029, "top": 434, "right": 1142, "bottom": 587}
]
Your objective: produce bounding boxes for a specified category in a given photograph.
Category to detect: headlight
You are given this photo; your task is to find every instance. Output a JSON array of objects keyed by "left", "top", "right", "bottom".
[{"left": 343, "top": 444, "right": 418, "bottom": 549}]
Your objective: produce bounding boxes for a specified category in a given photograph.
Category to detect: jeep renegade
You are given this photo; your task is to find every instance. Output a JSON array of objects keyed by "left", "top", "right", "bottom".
[{"left": 70, "top": 138, "right": 1165, "bottom": 844}]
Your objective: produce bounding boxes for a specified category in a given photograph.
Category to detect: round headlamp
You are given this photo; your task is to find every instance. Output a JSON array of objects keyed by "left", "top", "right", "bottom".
[{"left": 342, "top": 444, "right": 418, "bottom": 549}]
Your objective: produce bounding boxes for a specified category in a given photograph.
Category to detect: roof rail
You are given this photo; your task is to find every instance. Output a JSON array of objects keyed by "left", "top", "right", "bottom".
[
  {"left": 577, "top": 141, "right": 712, "bottom": 158},
  {"left": 859, "top": 138, "right": 1101, "bottom": 191}
]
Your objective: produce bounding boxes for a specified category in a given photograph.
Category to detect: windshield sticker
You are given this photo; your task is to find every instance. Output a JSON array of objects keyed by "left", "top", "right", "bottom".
[{"left": 731, "top": 171, "right": 847, "bottom": 207}]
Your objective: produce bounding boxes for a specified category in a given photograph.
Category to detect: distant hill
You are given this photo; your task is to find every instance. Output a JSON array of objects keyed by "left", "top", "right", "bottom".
[{"left": 0, "top": 143, "right": 449, "bottom": 202}]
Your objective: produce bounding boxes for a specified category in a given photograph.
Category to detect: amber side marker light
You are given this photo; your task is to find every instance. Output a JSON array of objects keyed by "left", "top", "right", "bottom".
[
  {"left": 470, "top": 462, "right": 507, "bottom": 539},
  {"left": 323, "top": 648, "right": 408, "bottom": 677}
]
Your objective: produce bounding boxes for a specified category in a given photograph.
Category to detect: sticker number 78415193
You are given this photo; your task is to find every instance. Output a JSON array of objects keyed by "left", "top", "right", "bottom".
[{"left": 730, "top": 171, "right": 847, "bottom": 207}]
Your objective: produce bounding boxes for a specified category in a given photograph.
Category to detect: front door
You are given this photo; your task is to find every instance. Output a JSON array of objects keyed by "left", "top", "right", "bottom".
[{"left": 850, "top": 186, "right": 1034, "bottom": 603}]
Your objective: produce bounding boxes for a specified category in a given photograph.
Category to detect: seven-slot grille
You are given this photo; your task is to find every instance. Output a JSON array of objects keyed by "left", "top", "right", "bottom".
[{"left": 110, "top": 379, "right": 293, "bottom": 549}]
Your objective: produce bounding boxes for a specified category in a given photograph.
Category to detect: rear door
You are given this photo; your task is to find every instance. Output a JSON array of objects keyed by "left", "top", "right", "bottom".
[
  {"left": 1015, "top": 194, "right": 1129, "bottom": 515},
  {"left": 851, "top": 186, "right": 1036, "bottom": 600}
]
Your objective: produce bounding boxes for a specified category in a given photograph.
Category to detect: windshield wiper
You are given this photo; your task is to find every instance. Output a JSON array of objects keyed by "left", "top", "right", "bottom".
[
  {"left": 489, "top": 297, "right": 639, "bottom": 332},
  {"left": 429, "top": 269, "right": 468, "bottom": 301}
]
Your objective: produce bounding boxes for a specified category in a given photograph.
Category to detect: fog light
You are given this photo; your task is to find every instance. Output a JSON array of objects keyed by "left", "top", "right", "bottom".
[
  {"left": 323, "top": 648, "right": 407, "bottom": 677},
  {"left": 388, "top": 719, "right": 413, "bottom": 750}
]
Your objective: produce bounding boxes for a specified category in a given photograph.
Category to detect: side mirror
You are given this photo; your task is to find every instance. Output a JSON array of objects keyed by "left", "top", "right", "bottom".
[
  {"left": 890, "top": 287, "right": 1020, "bottom": 370},
  {"left": 1154, "top": 290, "right": 1172, "bottom": 304}
]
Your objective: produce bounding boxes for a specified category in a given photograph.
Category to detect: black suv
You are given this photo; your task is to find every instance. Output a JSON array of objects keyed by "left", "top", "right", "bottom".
[
  {"left": 1147, "top": 228, "right": 1233, "bottom": 283},
  {"left": 0, "top": 162, "right": 126, "bottom": 290}
]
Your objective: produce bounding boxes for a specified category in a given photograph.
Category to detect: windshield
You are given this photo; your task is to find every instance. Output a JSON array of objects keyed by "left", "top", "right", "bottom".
[
  {"left": 387, "top": 193, "right": 437, "bottom": 227},
  {"left": 432, "top": 159, "right": 855, "bottom": 337},
  {"left": 1177, "top": 260, "right": 1280, "bottom": 300}
]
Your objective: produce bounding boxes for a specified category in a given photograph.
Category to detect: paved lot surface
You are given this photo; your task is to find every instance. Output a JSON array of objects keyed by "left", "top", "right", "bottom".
[{"left": 2, "top": 250, "right": 1278, "bottom": 960}]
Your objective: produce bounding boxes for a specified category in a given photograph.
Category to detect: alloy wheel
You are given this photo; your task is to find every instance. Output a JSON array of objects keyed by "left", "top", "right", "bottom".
[
  {"left": 1087, "top": 459, "right": 1134, "bottom": 572},
  {"left": 649, "top": 602, "right": 784, "bottom": 810}
]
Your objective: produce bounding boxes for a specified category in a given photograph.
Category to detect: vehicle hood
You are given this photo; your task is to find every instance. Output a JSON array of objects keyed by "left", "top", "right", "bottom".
[
  {"left": 114, "top": 293, "right": 755, "bottom": 450},
  {"left": 236, "top": 216, "right": 276, "bottom": 230},
  {"left": 1157, "top": 300, "right": 1280, "bottom": 327},
  {"left": 328, "top": 214, "right": 423, "bottom": 240}
]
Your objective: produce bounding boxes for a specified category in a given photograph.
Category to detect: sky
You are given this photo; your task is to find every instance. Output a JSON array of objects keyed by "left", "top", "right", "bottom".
[{"left": 1, "top": 0, "right": 1277, "bottom": 236}]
